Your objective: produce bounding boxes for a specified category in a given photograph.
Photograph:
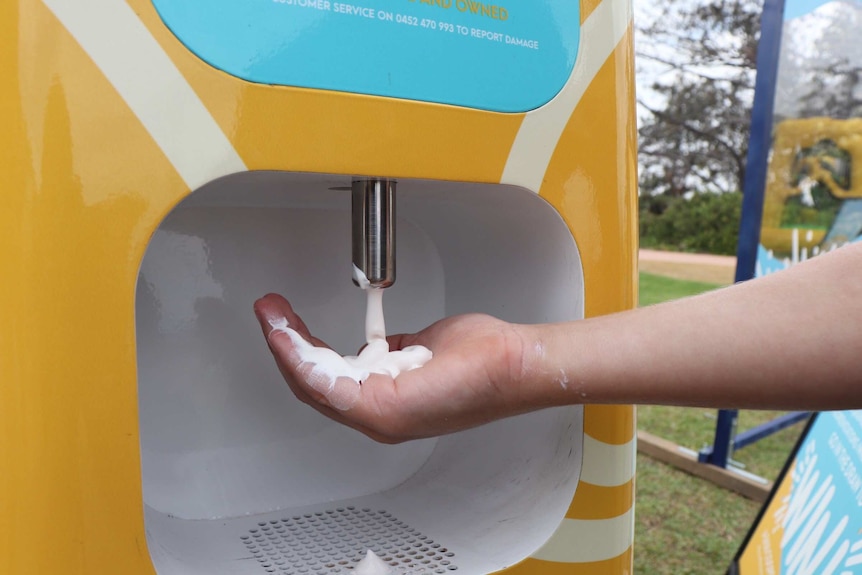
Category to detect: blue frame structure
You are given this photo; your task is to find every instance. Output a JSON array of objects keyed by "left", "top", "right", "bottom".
[
  {"left": 698, "top": 0, "right": 811, "bottom": 469},
  {"left": 734, "top": 0, "right": 785, "bottom": 284},
  {"left": 699, "top": 411, "right": 810, "bottom": 467}
]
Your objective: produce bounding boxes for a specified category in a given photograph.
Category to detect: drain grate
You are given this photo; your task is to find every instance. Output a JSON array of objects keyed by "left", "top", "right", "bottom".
[{"left": 241, "top": 506, "right": 458, "bottom": 574}]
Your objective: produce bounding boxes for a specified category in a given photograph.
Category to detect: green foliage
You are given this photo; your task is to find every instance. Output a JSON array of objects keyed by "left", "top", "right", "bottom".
[
  {"left": 780, "top": 185, "right": 841, "bottom": 229},
  {"left": 781, "top": 182, "right": 842, "bottom": 230},
  {"left": 640, "top": 191, "right": 742, "bottom": 255}
]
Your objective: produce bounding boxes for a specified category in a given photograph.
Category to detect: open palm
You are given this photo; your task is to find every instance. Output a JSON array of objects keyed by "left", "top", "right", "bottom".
[{"left": 254, "top": 293, "right": 529, "bottom": 443}]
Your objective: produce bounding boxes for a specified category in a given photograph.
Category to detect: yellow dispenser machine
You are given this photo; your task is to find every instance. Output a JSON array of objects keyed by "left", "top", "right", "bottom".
[{"left": 1, "top": 0, "right": 637, "bottom": 573}]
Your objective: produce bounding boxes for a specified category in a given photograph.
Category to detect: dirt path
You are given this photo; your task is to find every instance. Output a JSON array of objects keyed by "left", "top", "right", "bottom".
[{"left": 639, "top": 249, "right": 737, "bottom": 285}]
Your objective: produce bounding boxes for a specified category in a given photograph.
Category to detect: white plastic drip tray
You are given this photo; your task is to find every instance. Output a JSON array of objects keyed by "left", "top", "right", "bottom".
[
  {"left": 144, "top": 502, "right": 459, "bottom": 575},
  {"left": 242, "top": 507, "right": 457, "bottom": 574}
]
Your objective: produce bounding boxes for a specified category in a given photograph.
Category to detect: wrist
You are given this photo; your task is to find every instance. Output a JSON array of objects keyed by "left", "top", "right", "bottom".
[
  {"left": 517, "top": 320, "right": 606, "bottom": 408},
  {"left": 513, "top": 323, "right": 567, "bottom": 407}
]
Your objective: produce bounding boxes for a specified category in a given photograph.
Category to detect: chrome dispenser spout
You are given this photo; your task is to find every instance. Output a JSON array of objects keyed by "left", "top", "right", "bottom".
[{"left": 352, "top": 178, "right": 395, "bottom": 289}]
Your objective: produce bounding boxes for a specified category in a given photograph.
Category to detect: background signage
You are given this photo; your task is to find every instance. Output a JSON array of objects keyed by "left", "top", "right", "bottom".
[{"left": 732, "top": 411, "right": 862, "bottom": 574}]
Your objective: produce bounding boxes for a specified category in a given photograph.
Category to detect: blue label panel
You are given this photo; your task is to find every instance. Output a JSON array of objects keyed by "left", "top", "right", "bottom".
[
  {"left": 151, "top": 0, "right": 580, "bottom": 113},
  {"left": 781, "top": 411, "right": 862, "bottom": 573}
]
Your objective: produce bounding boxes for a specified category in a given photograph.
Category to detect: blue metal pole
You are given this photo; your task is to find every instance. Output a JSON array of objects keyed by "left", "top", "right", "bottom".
[
  {"left": 700, "top": 409, "right": 738, "bottom": 467},
  {"left": 701, "top": 0, "right": 787, "bottom": 469},
  {"left": 733, "top": 411, "right": 810, "bottom": 450},
  {"left": 734, "top": 0, "right": 787, "bottom": 283}
]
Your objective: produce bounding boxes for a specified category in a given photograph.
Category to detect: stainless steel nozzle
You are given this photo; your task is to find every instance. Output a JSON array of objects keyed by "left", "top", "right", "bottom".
[{"left": 352, "top": 178, "right": 395, "bottom": 289}]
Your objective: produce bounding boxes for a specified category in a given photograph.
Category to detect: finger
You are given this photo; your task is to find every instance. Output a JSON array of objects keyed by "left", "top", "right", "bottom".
[
  {"left": 269, "top": 339, "right": 410, "bottom": 442},
  {"left": 253, "top": 294, "right": 415, "bottom": 443},
  {"left": 253, "top": 293, "right": 301, "bottom": 338},
  {"left": 386, "top": 332, "right": 425, "bottom": 351},
  {"left": 385, "top": 315, "right": 453, "bottom": 351},
  {"left": 253, "top": 296, "right": 349, "bottom": 410},
  {"left": 267, "top": 320, "right": 378, "bottom": 418},
  {"left": 269, "top": 347, "right": 405, "bottom": 443},
  {"left": 263, "top": 326, "right": 364, "bottom": 418},
  {"left": 253, "top": 293, "right": 328, "bottom": 347},
  {"left": 252, "top": 296, "right": 349, "bottom": 402}
]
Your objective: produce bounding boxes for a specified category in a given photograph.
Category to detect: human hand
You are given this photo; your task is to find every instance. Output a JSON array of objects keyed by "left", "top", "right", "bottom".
[{"left": 253, "top": 293, "right": 530, "bottom": 443}]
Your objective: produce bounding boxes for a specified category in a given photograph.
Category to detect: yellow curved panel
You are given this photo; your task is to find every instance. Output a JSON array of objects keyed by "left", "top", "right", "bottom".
[
  {"left": 539, "top": 27, "right": 638, "bottom": 320},
  {"left": 519, "top": 23, "right": 636, "bottom": 575},
  {"left": 566, "top": 480, "right": 634, "bottom": 520},
  {"left": 127, "top": 0, "right": 524, "bottom": 183},
  {"left": 2, "top": 0, "right": 637, "bottom": 573},
  {"left": 584, "top": 405, "right": 636, "bottom": 445},
  {"left": 581, "top": 0, "right": 605, "bottom": 22},
  {"left": 1, "top": 2, "right": 187, "bottom": 573},
  {"left": 500, "top": 549, "right": 633, "bottom": 575}
]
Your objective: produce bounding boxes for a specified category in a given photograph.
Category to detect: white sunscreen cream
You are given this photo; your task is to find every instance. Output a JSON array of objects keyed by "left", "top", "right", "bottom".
[
  {"left": 267, "top": 267, "right": 432, "bottom": 410},
  {"left": 354, "top": 550, "right": 393, "bottom": 575}
]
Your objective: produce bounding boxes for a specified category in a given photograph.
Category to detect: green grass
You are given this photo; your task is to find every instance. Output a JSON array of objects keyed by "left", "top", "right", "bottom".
[
  {"left": 634, "top": 272, "right": 806, "bottom": 574},
  {"left": 639, "top": 271, "right": 723, "bottom": 307}
]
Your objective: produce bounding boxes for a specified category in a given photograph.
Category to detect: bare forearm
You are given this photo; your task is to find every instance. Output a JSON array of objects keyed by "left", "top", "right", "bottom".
[
  {"left": 256, "top": 244, "right": 862, "bottom": 443},
  {"left": 520, "top": 244, "right": 862, "bottom": 411}
]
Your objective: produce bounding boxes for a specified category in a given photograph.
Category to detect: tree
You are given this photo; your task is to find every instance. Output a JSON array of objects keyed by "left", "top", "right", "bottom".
[
  {"left": 636, "top": 0, "right": 762, "bottom": 197},
  {"left": 775, "top": 0, "right": 862, "bottom": 122},
  {"left": 797, "top": 59, "right": 862, "bottom": 120}
]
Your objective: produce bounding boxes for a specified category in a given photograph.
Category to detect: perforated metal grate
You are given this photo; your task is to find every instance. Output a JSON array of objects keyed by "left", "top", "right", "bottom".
[{"left": 241, "top": 506, "right": 458, "bottom": 574}]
